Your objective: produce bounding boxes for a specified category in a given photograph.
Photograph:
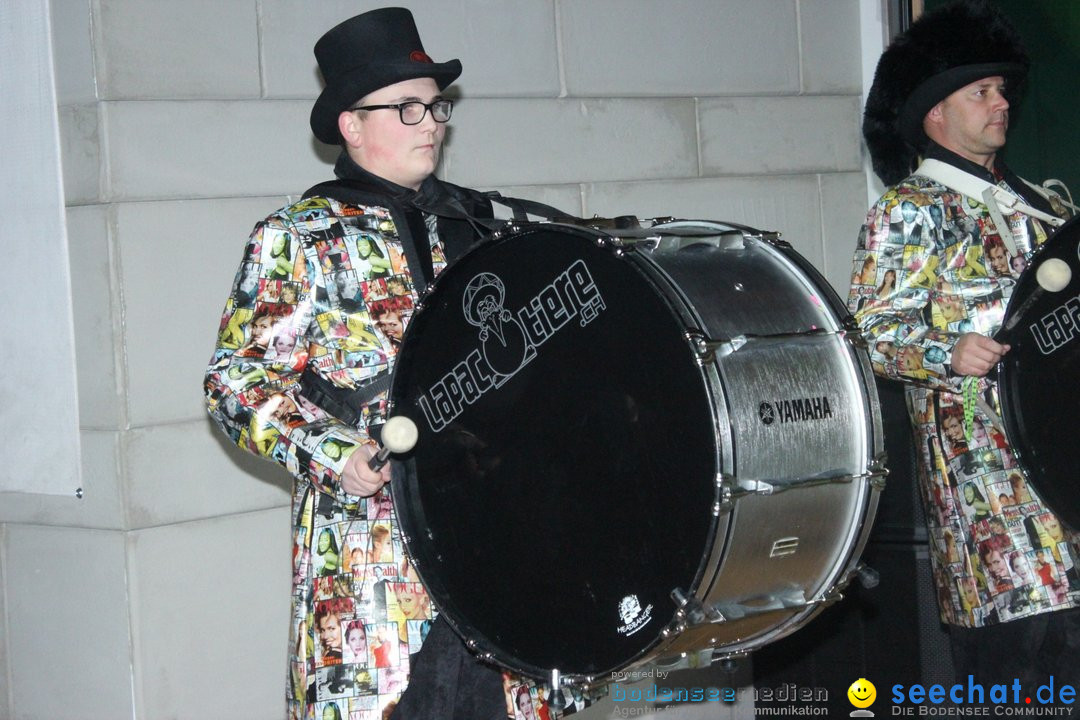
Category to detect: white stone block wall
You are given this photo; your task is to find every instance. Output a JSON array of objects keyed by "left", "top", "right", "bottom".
[{"left": 0, "top": 1, "right": 873, "bottom": 718}]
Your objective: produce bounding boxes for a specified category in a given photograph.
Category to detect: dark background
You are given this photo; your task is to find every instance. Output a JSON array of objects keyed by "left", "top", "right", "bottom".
[
  {"left": 747, "top": 2, "right": 1080, "bottom": 711},
  {"left": 926, "top": 0, "right": 1080, "bottom": 197}
]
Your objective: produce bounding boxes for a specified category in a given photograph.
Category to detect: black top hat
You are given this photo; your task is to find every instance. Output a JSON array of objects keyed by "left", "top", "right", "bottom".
[
  {"left": 863, "top": 0, "right": 1028, "bottom": 185},
  {"left": 310, "top": 7, "right": 462, "bottom": 145}
]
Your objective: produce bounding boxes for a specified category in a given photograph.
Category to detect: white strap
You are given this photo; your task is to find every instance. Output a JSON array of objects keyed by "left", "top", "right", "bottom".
[
  {"left": 1022, "top": 178, "right": 1079, "bottom": 216},
  {"left": 911, "top": 159, "right": 1062, "bottom": 231},
  {"left": 979, "top": 186, "right": 1019, "bottom": 256}
]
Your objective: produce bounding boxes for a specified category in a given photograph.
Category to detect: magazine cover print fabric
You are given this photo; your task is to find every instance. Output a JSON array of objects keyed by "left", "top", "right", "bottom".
[
  {"left": 205, "top": 193, "right": 587, "bottom": 720},
  {"left": 850, "top": 172, "right": 1080, "bottom": 630},
  {"left": 205, "top": 195, "right": 434, "bottom": 720}
]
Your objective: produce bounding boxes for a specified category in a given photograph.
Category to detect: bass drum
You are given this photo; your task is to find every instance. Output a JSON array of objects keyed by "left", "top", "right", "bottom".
[
  {"left": 389, "top": 219, "right": 883, "bottom": 684},
  {"left": 997, "top": 215, "right": 1080, "bottom": 532}
]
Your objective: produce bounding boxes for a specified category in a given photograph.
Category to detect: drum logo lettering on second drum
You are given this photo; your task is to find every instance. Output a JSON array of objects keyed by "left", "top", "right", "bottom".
[
  {"left": 418, "top": 259, "right": 607, "bottom": 432},
  {"left": 1027, "top": 293, "right": 1080, "bottom": 355}
]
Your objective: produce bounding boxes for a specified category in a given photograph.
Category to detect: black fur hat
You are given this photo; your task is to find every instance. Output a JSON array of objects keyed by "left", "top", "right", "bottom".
[{"left": 863, "top": 0, "right": 1029, "bottom": 185}]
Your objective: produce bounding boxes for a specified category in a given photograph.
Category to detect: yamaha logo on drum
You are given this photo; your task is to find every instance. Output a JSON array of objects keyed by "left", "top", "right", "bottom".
[
  {"left": 418, "top": 259, "right": 607, "bottom": 432},
  {"left": 616, "top": 594, "right": 654, "bottom": 637},
  {"left": 758, "top": 396, "right": 834, "bottom": 425}
]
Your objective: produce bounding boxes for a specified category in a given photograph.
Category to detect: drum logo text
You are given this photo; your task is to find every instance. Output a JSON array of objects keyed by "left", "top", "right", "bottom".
[
  {"left": 758, "top": 397, "right": 833, "bottom": 426},
  {"left": 617, "top": 594, "right": 654, "bottom": 637},
  {"left": 418, "top": 259, "right": 606, "bottom": 432},
  {"left": 1027, "top": 293, "right": 1080, "bottom": 355}
]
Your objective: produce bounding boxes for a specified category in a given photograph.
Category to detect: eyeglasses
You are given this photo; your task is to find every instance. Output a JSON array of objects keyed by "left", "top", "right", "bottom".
[{"left": 349, "top": 99, "right": 453, "bottom": 125}]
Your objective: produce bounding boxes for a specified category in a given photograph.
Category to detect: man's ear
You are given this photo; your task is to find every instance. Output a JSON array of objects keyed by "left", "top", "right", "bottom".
[
  {"left": 338, "top": 110, "right": 363, "bottom": 149},
  {"left": 923, "top": 102, "right": 944, "bottom": 138}
]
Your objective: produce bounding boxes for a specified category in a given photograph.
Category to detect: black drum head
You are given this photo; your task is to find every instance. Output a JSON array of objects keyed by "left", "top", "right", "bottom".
[
  {"left": 998, "top": 216, "right": 1080, "bottom": 532},
  {"left": 389, "top": 225, "right": 718, "bottom": 679}
]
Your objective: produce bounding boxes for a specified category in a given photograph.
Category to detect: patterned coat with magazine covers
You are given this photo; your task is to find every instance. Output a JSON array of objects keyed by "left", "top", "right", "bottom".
[
  {"left": 847, "top": 146, "right": 1080, "bottom": 629},
  {"left": 205, "top": 187, "right": 446, "bottom": 720}
]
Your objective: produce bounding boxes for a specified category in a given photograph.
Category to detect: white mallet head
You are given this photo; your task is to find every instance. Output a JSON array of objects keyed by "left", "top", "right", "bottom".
[
  {"left": 1035, "top": 258, "right": 1072, "bottom": 293},
  {"left": 381, "top": 416, "right": 419, "bottom": 454}
]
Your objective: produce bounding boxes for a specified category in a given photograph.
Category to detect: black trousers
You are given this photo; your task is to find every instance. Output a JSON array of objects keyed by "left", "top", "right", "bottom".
[
  {"left": 949, "top": 607, "right": 1080, "bottom": 707},
  {"left": 390, "top": 615, "right": 507, "bottom": 720}
]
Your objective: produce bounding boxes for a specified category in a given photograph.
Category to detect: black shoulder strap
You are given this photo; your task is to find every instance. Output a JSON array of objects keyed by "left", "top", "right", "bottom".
[
  {"left": 295, "top": 179, "right": 610, "bottom": 427},
  {"left": 480, "top": 191, "right": 580, "bottom": 224},
  {"left": 305, "top": 178, "right": 580, "bottom": 229}
]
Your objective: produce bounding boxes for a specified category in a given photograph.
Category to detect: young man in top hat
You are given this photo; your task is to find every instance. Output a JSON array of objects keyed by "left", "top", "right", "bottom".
[
  {"left": 204, "top": 8, "right": 547, "bottom": 719},
  {"left": 849, "top": 0, "right": 1079, "bottom": 692}
]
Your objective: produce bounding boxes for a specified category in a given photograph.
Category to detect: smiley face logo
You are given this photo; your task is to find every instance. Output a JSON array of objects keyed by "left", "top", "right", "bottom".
[{"left": 847, "top": 678, "right": 876, "bottom": 709}]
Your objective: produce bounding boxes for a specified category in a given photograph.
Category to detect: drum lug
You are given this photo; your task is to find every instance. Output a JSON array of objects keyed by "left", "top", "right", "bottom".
[
  {"left": 490, "top": 222, "right": 522, "bottom": 241},
  {"left": 842, "top": 315, "right": 869, "bottom": 349},
  {"left": 868, "top": 455, "right": 888, "bottom": 491},
  {"left": 759, "top": 231, "right": 791, "bottom": 249},
  {"left": 687, "top": 331, "right": 712, "bottom": 363},
  {"left": 828, "top": 563, "right": 880, "bottom": 602},
  {"left": 414, "top": 286, "right": 430, "bottom": 311},
  {"left": 715, "top": 477, "right": 733, "bottom": 514},
  {"left": 463, "top": 639, "right": 497, "bottom": 667},
  {"left": 671, "top": 587, "right": 726, "bottom": 627},
  {"left": 816, "top": 584, "right": 846, "bottom": 606},
  {"left": 604, "top": 235, "right": 648, "bottom": 257},
  {"left": 670, "top": 587, "right": 709, "bottom": 625},
  {"left": 686, "top": 330, "right": 748, "bottom": 365}
]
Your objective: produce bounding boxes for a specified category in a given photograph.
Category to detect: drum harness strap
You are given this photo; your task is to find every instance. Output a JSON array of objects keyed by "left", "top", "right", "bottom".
[
  {"left": 915, "top": 159, "right": 1074, "bottom": 255},
  {"left": 915, "top": 159, "right": 1071, "bottom": 441}
]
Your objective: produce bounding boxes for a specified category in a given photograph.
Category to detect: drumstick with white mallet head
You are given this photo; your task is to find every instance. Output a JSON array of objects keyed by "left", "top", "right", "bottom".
[
  {"left": 997, "top": 257, "right": 1073, "bottom": 339},
  {"left": 368, "top": 415, "right": 420, "bottom": 471}
]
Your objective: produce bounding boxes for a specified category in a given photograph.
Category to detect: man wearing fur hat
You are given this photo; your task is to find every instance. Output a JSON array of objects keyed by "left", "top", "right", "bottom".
[
  {"left": 204, "top": 8, "right": 545, "bottom": 719},
  {"left": 850, "top": 0, "right": 1079, "bottom": 691}
]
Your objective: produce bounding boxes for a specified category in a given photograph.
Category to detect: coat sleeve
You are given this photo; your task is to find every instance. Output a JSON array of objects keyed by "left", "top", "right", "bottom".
[
  {"left": 847, "top": 198, "right": 964, "bottom": 394},
  {"left": 203, "top": 215, "right": 370, "bottom": 498}
]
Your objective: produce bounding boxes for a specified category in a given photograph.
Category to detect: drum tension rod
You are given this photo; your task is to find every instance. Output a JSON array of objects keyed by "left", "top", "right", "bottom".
[
  {"left": 726, "top": 467, "right": 885, "bottom": 499},
  {"left": 710, "top": 587, "right": 811, "bottom": 622},
  {"left": 688, "top": 328, "right": 839, "bottom": 364}
]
